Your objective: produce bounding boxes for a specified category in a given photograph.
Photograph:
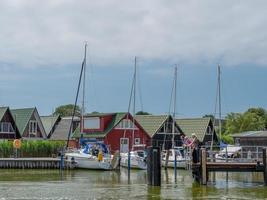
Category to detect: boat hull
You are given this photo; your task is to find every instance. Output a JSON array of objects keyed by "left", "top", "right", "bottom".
[{"left": 65, "top": 153, "right": 112, "bottom": 170}]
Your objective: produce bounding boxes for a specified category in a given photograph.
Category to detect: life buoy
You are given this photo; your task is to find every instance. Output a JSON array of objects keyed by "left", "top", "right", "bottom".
[{"left": 13, "top": 139, "right": 21, "bottom": 149}]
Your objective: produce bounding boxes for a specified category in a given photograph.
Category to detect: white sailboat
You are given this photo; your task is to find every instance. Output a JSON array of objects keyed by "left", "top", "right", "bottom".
[
  {"left": 161, "top": 66, "right": 189, "bottom": 169},
  {"left": 120, "top": 57, "right": 147, "bottom": 170},
  {"left": 65, "top": 44, "right": 118, "bottom": 170}
]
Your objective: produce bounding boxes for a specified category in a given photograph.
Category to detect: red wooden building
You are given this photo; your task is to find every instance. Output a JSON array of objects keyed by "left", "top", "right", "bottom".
[{"left": 72, "top": 112, "right": 151, "bottom": 153}]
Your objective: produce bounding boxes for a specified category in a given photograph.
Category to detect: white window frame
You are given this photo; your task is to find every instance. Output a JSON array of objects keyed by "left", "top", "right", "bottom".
[
  {"left": 0, "top": 122, "right": 15, "bottom": 133},
  {"left": 84, "top": 117, "right": 100, "bottom": 129},
  {"left": 134, "top": 138, "right": 141, "bottom": 145},
  {"left": 206, "top": 126, "right": 212, "bottom": 135},
  {"left": 29, "top": 120, "right": 37, "bottom": 136},
  {"left": 116, "top": 119, "right": 137, "bottom": 130}
]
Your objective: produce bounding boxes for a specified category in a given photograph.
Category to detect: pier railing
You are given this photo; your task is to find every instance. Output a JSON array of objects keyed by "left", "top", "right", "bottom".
[{"left": 192, "top": 147, "right": 267, "bottom": 185}]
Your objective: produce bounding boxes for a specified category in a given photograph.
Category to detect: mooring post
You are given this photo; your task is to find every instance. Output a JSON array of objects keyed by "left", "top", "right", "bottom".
[
  {"left": 201, "top": 148, "right": 207, "bottom": 185},
  {"left": 60, "top": 150, "right": 64, "bottom": 170},
  {"left": 263, "top": 148, "right": 267, "bottom": 186},
  {"left": 127, "top": 150, "right": 131, "bottom": 176},
  {"left": 147, "top": 146, "right": 161, "bottom": 186},
  {"left": 174, "top": 150, "right": 177, "bottom": 182},
  {"left": 164, "top": 149, "right": 170, "bottom": 170}
]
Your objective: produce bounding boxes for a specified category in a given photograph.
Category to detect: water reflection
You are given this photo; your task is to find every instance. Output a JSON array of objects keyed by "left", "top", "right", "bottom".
[{"left": 0, "top": 169, "right": 266, "bottom": 199}]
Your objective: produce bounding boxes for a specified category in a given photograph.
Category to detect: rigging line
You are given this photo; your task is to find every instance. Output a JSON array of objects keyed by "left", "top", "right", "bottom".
[
  {"left": 132, "top": 56, "right": 137, "bottom": 150},
  {"left": 66, "top": 43, "right": 87, "bottom": 149},
  {"left": 122, "top": 57, "right": 136, "bottom": 139},
  {"left": 211, "top": 64, "right": 220, "bottom": 150},
  {"left": 172, "top": 66, "right": 177, "bottom": 148},
  {"left": 168, "top": 71, "right": 175, "bottom": 115}
]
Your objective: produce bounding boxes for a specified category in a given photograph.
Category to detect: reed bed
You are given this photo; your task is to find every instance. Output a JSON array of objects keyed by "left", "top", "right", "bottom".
[{"left": 0, "top": 140, "right": 65, "bottom": 158}]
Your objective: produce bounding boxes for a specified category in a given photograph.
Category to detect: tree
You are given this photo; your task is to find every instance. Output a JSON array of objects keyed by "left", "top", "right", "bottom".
[
  {"left": 53, "top": 104, "right": 81, "bottom": 117},
  {"left": 136, "top": 111, "right": 151, "bottom": 115},
  {"left": 223, "top": 109, "right": 266, "bottom": 135}
]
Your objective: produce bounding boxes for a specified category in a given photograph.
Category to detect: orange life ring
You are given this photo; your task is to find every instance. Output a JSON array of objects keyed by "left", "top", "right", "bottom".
[{"left": 13, "top": 139, "right": 21, "bottom": 149}]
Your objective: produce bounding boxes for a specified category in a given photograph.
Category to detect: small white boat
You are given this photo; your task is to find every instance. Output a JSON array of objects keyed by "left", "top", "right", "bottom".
[
  {"left": 120, "top": 146, "right": 147, "bottom": 170},
  {"left": 161, "top": 147, "right": 189, "bottom": 169},
  {"left": 120, "top": 150, "right": 147, "bottom": 170},
  {"left": 215, "top": 145, "right": 241, "bottom": 162},
  {"left": 65, "top": 143, "right": 118, "bottom": 170}
]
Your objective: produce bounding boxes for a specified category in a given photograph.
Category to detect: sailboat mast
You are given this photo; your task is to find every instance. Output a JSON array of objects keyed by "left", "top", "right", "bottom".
[
  {"left": 81, "top": 43, "right": 87, "bottom": 135},
  {"left": 218, "top": 64, "right": 222, "bottom": 141},
  {"left": 172, "top": 65, "right": 177, "bottom": 148},
  {"left": 132, "top": 56, "right": 137, "bottom": 148}
]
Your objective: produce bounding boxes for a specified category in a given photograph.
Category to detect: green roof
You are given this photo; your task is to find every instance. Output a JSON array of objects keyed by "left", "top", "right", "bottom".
[
  {"left": 72, "top": 112, "right": 127, "bottom": 138},
  {"left": 11, "top": 108, "right": 35, "bottom": 135},
  {"left": 0, "top": 107, "right": 8, "bottom": 121},
  {"left": 134, "top": 115, "right": 169, "bottom": 136},
  {"left": 41, "top": 115, "right": 60, "bottom": 136},
  {"left": 232, "top": 130, "right": 267, "bottom": 138},
  {"left": 176, "top": 118, "right": 211, "bottom": 141}
]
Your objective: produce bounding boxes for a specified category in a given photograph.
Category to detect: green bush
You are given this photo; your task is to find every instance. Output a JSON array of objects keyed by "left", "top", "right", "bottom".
[{"left": 0, "top": 140, "right": 65, "bottom": 158}]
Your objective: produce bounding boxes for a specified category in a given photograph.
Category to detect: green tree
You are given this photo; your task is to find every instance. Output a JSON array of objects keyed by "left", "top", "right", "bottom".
[
  {"left": 136, "top": 111, "right": 151, "bottom": 115},
  {"left": 53, "top": 104, "right": 81, "bottom": 117},
  {"left": 224, "top": 109, "right": 266, "bottom": 135}
]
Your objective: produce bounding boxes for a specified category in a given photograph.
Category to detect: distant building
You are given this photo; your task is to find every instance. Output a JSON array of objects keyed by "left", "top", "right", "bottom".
[
  {"left": 48, "top": 116, "right": 80, "bottom": 148},
  {"left": 135, "top": 115, "right": 184, "bottom": 149},
  {"left": 40, "top": 115, "right": 61, "bottom": 138},
  {"left": 176, "top": 117, "right": 218, "bottom": 146},
  {"left": 11, "top": 107, "right": 46, "bottom": 140},
  {"left": 72, "top": 112, "right": 151, "bottom": 153},
  {"left": 232, "top": 131, "right": 267, "bottom": 146},
  {"left": 0, "top": 107, "right": 20, "bottom": 139}
]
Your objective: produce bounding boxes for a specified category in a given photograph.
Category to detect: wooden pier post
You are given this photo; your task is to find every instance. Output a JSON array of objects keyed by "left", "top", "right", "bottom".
[
  {"left": 147, "top": 146, "right": 161, "bottom": 186},
  {"left": 263, "top": 148, "right": 267, "bottom": 186},
  {"left": 201, "top": 148, "right": 207, "bottom": 185}
]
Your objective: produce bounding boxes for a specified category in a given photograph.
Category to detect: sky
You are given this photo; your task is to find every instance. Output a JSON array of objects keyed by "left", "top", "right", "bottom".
[{"left": 0, "top": 0, "right": 267, "bottom": 118}]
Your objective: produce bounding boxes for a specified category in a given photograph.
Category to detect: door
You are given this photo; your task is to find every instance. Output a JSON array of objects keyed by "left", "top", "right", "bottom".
[{"left": 120, "top": 138, "right": 129, "bottom": 153}]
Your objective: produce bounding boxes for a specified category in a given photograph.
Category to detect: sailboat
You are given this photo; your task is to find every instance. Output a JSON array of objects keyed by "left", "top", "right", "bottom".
[
  {"left": 65, "top": 44, "right": 118, "bottom": 170},
  {"left": 119, "top": 57, "right": 147, "bottom": 170},
  {"left": 161, "top": 66, "right": 189, "bottom": 169}
]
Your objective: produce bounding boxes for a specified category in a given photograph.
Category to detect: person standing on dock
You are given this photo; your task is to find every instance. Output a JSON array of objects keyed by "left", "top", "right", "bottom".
[{"left": 189, "top": 133, "right": 200, "bottom": 163}]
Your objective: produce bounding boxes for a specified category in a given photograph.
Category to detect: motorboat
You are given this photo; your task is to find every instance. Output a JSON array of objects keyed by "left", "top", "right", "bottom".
[
  {"left": 65, "top": 143, "right": 119, "bottom": 170},
  {"left": 120, "top": 145, "right": 147, "bottom": 170},
  {"left": 215, "top": 145, "right": 241, "bottom": 162},
  {"left": 161, "top": 147, "right": 190, "bottom": 169}
]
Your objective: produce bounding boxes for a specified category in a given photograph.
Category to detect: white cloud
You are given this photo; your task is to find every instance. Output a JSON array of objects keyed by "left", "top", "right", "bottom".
[{"left": 0, "top": 0, "right": 266, "bottom": 69}]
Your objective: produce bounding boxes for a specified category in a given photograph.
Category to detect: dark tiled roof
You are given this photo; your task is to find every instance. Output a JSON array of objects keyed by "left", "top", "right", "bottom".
[
  {"left": 176, "top": 118, "right": 211, "bottom": 141},
  {"left": 50, "top": 117, "right": 79, "bottom": 140},
  {"left": 0, "top": 107, "right": 8, "bottom": 121},
  {"left": 232, "top": 130, "right": 267, "bottom": 138},
  {"left": 134, "top": 115, "right": 169, "bottom": 137},
  {"left": 11, "top": 108, "right": 35, "bottom": 135},
  {"left": 40, "top": 115, "right": 61, "bottom": 136}
]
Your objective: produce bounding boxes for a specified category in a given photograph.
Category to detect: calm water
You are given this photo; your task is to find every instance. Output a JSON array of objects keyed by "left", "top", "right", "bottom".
[{"left": 0, "top": 168, "right": 266, "bottom": 199}]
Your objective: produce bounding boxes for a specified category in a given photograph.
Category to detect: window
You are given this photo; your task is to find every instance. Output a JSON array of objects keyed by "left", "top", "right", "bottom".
[
  {"left": 116, "top": 119, "right": 137, "bottom": 129},
  {"left": 206, "top": 126, "right": 212, "bottom": 135},
  {"left": 29, "top": 120, "right": 37, "bottom": 136},
  {"left": 235, "top": 138, "right": 240, "bottom": 145},
  {"left": 134, "top": 138, "right": 140, "bottom": 145},
  {"left": 84, "top": 117, "right": 100, "bottom": 129},
  {"left": 0, "top": 122, "right": 15, "bottom": 133}
]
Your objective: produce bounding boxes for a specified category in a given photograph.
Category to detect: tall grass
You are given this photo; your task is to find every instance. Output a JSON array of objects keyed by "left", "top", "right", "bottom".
[{"left": 0, "top": 140, "right": 65, "bottom": 158}]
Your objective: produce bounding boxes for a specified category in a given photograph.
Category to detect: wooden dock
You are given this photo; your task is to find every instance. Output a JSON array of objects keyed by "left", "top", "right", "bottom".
[
  {"left": 192, "top": 148, "right": 267, "bottom": 185},
  {"left": 0, "top": 158, "right": 73, "bottom": 169}
]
